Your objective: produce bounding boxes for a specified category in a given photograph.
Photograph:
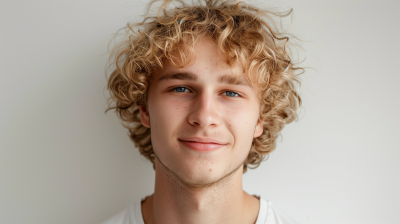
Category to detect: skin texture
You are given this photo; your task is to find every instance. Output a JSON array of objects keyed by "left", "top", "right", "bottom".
[{"left": 139, "top": 36, "right": 263, "bottom": 224}]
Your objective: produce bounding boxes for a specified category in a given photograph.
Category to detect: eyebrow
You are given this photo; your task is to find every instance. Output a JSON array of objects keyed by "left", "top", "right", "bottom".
[
  {"left": 158, "top": 72, "right": 197, "bottom": 82},
  {"left": 217, "top": 74, "right": 252, "bottom": 88},
  {"left": 158, "top": 71, "right": 253, "bottom": 89}
]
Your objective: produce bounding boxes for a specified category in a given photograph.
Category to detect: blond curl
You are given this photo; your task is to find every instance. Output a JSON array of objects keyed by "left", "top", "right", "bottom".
[{"left": 106, "top": 0, "right": 305, "bottom": 173}]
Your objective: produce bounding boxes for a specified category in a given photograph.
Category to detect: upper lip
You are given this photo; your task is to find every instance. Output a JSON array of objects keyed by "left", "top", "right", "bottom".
[{"left": 178, "top": 137, "right": 227, "bottom": 145}]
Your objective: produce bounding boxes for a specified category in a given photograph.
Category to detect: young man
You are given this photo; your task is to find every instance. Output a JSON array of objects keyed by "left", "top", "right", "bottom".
[{"left": 102, "top": 0, "right": 303, "bottom": 223}]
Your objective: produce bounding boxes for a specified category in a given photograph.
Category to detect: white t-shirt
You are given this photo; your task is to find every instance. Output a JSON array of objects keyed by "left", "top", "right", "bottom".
[{"left": 100, "top": 196, "right": 299, "bottom": 224}]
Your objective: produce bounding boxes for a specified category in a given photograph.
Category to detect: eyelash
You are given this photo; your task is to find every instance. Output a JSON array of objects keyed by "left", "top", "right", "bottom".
[{"left": 170, "top": 86, "right": 241, "bottom": 97}]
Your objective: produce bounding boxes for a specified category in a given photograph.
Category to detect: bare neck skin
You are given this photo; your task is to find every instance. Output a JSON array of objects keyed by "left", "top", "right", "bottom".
[{"left": 141, "top": 159, "right": 260, "bottom": 224}]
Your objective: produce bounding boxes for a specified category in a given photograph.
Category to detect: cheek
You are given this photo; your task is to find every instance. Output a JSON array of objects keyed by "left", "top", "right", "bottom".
[
  {"left": 224, "top": 105, "right": 259, "bottom": 148},
  {"left": 149, "top": 98, "right": 188, "bottom": 123},
  {"left": 147, "top": 97, "right": 188, "bottom": 149},
  {"left": 224, "top": 104, "right": 258, "bottom": 128}
]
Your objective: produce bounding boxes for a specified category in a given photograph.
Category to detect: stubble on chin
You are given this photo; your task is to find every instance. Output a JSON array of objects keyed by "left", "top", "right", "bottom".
[{"left": 154, "top": 152, "right": 244, "bottom": 190}]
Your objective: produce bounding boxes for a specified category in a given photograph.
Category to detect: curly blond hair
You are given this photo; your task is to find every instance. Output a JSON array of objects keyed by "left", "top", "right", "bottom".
[{"left": 106, "top": 0, "right": 304, "bottom": 173}]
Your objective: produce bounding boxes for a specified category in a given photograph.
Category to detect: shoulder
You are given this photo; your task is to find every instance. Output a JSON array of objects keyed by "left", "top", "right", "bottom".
[
  {"left": 258, "top": 197, "right": 301, "bottom": 224},
  {"left": 99, "top": 202, "right": 142, "bottom": 224}
]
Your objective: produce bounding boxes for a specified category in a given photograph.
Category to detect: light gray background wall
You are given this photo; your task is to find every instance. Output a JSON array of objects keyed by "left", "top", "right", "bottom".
[{"left": 1, "top": 0, "right": 399, "bottom": 224}]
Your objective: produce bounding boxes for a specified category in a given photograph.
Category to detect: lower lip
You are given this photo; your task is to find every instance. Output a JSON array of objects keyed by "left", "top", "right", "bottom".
[{"left": 179, "top": 140, "right": 226, "bottom": 151}]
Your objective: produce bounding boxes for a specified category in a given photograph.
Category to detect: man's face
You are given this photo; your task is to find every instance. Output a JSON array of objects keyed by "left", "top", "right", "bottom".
[{"left": 140, "top": 37, "right": 263, "bottom": 187}]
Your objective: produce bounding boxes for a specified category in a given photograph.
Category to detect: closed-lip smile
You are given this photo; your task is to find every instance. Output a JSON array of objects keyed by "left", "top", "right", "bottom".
[{"left": 178, "top": 137, "right": 227, "bottom": 151}]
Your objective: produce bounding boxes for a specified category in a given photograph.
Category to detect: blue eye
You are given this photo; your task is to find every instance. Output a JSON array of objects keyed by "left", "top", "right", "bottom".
[
  {"left": 225, "top": 91, "right": 239, "bottom": 97},
  {"left": 173, "top": 87, "right": 189, "bottom": 92}
]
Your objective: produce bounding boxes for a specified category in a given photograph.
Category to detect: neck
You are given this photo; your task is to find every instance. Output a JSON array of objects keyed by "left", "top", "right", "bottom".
[{"left": 142, "top": 160, "right": 260, "bottom": 224}]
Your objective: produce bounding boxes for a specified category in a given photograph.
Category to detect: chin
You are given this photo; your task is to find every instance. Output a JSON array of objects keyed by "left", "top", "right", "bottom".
[
  {"left": 178, "top": 172, "right": 224, "bottom": 189},
  {"left": 155, "top": 148, "right": 245, "bottom": 189},
  {"left": 172, "top": 161, "right": 240, "bottom": 189}
]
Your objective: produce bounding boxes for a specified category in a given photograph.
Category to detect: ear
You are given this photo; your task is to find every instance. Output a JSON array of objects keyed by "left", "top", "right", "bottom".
[
  {"left": 253, "top": 117, "right": 263, "bottom": 138},
  {"left": 139, "top": 105, "right": 150, "bottom": 128}
]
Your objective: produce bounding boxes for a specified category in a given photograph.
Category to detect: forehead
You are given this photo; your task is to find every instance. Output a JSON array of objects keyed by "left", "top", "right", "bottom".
[
  {"left": 157, "top": 36, "right": 227, "bottom": 73},
  {"left": 153, "top": 36, "right": 258, "bottom": 88}
]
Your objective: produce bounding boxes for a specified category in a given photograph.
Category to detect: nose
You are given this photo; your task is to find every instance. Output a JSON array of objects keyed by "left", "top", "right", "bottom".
[{"left": 187, "top": 91, "right": 221, "bottom": 128}]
